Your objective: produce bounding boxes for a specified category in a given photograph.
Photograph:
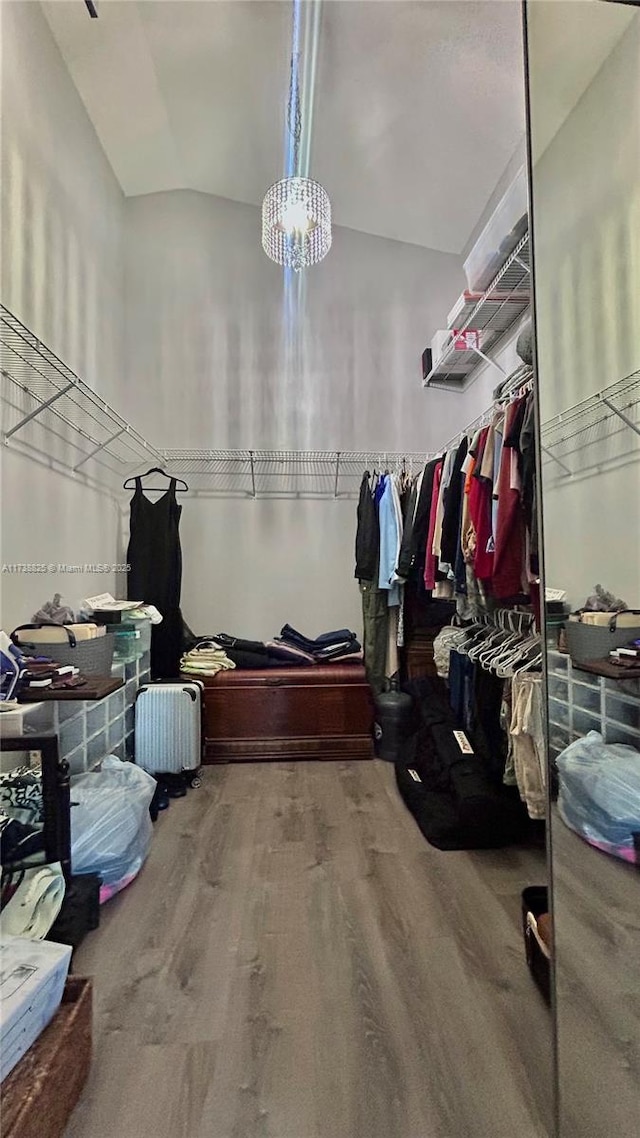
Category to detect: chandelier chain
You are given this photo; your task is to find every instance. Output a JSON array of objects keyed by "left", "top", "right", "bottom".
[{"left": 287, "top": 51, "right": 302, "bottom": 174}]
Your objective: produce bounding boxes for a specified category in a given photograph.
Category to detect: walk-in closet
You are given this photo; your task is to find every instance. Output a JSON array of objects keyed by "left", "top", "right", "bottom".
[{"left": 1, "top": 3, "right": 638, "bottom": 1138}]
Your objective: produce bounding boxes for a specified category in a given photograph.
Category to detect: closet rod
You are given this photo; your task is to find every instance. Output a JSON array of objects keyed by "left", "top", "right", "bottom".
[
  {"left": 439, "top": 366, "right": 533, "bottom": 456},
  {"left": 480, "top": 608, "right": 535, "bottom": 635}
]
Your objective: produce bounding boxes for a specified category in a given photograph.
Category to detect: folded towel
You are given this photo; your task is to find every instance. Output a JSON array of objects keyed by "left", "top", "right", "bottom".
[{"left": 180, "top": 646, "right": 235, "bottom": 677}]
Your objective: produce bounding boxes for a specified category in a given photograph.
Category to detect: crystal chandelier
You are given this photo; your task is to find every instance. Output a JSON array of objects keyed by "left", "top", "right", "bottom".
[
  {"left": 261, "top": 3, "right": 331, "bottom": 271},
  {"left": 262, "top": 176, "right": 332, "bottom": 271}
]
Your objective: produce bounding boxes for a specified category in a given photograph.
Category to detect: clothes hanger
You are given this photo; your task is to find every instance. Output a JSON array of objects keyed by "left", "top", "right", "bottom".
[
  {"left": 496, "top": 635, "right": 541, "bottom": 678},
  {"left": 489, "top": 632, "right": 529, "bottom": 674},
  {"left": 512, "top": 650, "right": 542, "bottom": 676},
  {"left": 477, "top": 630, "right": 519, "bottom": 668},
  {"left": 458, "top": 624, "right": 493, "bottom": 657},
  {"left": 123, "top": 466, "right": 189, "bottom": 491},
  {"left": 474, "top": 627, "right": 516, "bottom": 665}
]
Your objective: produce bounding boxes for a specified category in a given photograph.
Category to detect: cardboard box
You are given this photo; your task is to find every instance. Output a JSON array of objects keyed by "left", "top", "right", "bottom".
[{"left": 0, "top": 937, "right": 72, "bottom": 1082}]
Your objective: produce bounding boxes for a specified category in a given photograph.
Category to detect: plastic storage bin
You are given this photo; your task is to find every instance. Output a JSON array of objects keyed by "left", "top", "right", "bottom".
[
  {"left": 111, "top": 617, "right": 151, "bottom": 664},
  {"left": 464, "top": 166, "right": 528, "bottom": 293}
]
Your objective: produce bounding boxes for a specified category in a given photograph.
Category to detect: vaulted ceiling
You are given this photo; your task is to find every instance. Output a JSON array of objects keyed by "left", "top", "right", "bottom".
[{"left": 41, "top": 0, "right": 527, "bottom": 254}]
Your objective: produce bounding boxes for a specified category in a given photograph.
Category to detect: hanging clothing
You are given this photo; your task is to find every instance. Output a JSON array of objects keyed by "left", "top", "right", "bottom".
[
  {"left": 432, "top": 450, "right": 454, "bottom": 568},
  {"left": 354, "top": 472, "right": 379, "bottom": 581},
  {"left": 491, "top": 412, "right": 505, "bottom": 545},
  {"left": 396, "top": 475, "right": 420, "bottom": 579},
  {"left": 423, "top": 460, "right": 443, "bottom": 591},
  {"left": 127, "top": 478, "right": 183, "bottom": 678},
  {"left": 378, "top": 475, "right": 401, "bottom": 605},
  {"left": 440, "top": 438, "right": 468, "bottom": 568},
  {"left": 474, "top": 422, "right": 497, "bottom": 582},
  {"left": 386, "top": 605, "right": 400, "bottom": 678},
  {"left": 465, "top": 428, "right": 489, "bottom": 568},
  {"left": 410, "top": 459, "right": 439, "bottom": 587},
  {"left": 360, "top": 581, "right": 388, "bottom": 694},
  {"left": 510, "top": 676, "right": 546, "bottom": 820},
  {"left": 493, "top": 400, "right": 527, "bottom": 599},
  {"left": 519, "top": 395, "right": 538, "bottom": 573}
]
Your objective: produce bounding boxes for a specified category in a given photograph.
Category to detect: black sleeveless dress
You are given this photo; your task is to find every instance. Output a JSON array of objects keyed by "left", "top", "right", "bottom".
[{"left": 127, "top": 477, "right": 183, "bottom": 678}]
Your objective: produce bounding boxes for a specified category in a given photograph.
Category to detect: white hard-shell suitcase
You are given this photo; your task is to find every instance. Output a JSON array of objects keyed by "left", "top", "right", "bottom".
[{"left": 134, "top": 681, "right": 203, "bottom": 776}]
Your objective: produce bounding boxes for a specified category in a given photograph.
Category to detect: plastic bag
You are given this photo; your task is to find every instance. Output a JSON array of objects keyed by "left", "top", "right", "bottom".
[
  {"left": 556, "top": 731, "right": 640, "bottom": 859},
  {"left": 32, "top": 593, "right": 75, "bottom": 624},
  {"left": 70, "top": 756, "right": 156, "bottom": 887},
  {"left": 0, "top": 862, "right": 66, "bottom": 939}
]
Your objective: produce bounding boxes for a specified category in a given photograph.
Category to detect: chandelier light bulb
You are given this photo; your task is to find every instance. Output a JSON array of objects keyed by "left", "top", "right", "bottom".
[
  {"left": 280, "top": 200, "right": 312, "bottom": 236},
  {"left": 262, "top": 176, "right": 332, "bottom": 271}
]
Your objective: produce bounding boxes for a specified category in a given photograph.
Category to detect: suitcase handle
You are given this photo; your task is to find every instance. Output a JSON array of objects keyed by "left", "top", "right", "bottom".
[
  {"left": 264, "top": 677, "right": 285, "bottom": 686},
  {"left": 11, "top": 621, "right": 78, "bottom": 648},
  {"left": 135, "top": 684, "right": 198, "bottom": 702}
]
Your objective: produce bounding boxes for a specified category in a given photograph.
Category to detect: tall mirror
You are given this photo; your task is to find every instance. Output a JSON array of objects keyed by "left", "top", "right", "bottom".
[{"left": 525, "top": 2, "right": 640, "bottom": 1136}]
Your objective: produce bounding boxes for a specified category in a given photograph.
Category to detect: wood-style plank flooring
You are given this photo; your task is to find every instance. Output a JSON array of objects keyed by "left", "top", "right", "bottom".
[
  {"left": 551, "top": 807, "right": 640, "bottom": 1138},
  {"left": 65, "top": 761, "right": 552, "bottom": 1138}
]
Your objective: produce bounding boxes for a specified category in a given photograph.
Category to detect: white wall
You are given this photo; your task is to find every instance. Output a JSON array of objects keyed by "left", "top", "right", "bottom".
[
  {"left": 0, "top": 1, "right": 124, "bottom": 402},
  {"left": 530, "top": 11, "right": 640, "bottom": 607},
  {"left": 122, "top": 191, "right": 465, "bottom": 452},
  {"left": 1, "top": 2, "right": 508, "bottom": 643},
  {"left": 0, "top": 1, "right": 126, "bottom": 629},
  {"left": 121, "top": 190, "right": 466, "bottom": 638}
]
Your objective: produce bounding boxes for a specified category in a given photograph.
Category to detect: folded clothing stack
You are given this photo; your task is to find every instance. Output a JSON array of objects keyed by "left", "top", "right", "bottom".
[
  {"left": 211, "top": 633, "right": 312, "bottom": 669},
  {"left": 16, "top": 654, "right": 86, "bottom": 692},
  {"left": 181, "top": 628, "right": 363, "bottom": 671},
  {"left": 180, "top": 641, "right": 236, "bottom": 677},
  {"left": 275, "top": 624, "right": 363, "bottom": 663}
]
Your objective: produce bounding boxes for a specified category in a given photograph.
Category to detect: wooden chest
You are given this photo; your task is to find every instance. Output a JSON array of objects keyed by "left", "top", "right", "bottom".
[
  {"left": 1, "top": 977, "right": 92, "bottom": 1138},
  {"left": 404, "top": 629, "right": 440, "bottom": 680},
  {"left": 193, "top": 664, "right": 374, "bottom": 763}
]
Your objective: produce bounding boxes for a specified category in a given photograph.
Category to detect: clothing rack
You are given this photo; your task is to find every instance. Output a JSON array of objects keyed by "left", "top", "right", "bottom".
[
  {"left": 159, "top": 449, "right": 433, "bottom": 499},
  {"left": 478, "top": 607, "right": 535, "bottom": 636},
  {"left": 440, "top": 365, "right": 534, "bottom": 455}
]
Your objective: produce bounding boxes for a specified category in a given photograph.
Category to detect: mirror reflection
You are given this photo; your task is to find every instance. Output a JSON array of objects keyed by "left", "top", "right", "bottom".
[{"left": 527, "top": 1, "right": 640, "bottom": 1135}]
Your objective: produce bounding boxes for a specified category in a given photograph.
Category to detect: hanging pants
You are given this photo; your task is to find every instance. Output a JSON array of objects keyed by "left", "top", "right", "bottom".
[
  {"left": 360, "top": 581, "right": 389, "bottom": 694},
  {"left": 510, "top": 676, "right": 547, "bottom": 820}
]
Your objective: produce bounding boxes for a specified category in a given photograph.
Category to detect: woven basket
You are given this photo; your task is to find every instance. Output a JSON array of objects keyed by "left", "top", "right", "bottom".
[
  {"left": 564, "top": 611, "right": 640, "bottom": 665},
  {"left": 11, "top": 623, "right": 114, "bottom": 676}
]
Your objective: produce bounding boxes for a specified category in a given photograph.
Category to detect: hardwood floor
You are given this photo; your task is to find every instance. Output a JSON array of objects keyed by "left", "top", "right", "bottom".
[
  {"left": 551, "top": 808, "right": 640, "bottom": 1138},
  {"left": 65, "top": 761, "right": 552, "bottom": 1138}
]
